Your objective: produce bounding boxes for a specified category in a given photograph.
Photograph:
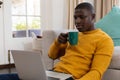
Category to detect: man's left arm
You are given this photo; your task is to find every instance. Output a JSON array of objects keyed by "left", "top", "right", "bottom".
[{"left": 77, "top": 37, "right": 114, "bottom": 80}]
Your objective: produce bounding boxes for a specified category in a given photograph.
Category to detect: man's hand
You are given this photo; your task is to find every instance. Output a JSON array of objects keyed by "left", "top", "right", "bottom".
[{"left": 57, "top": 33, "right": 68, "bottom": 44}]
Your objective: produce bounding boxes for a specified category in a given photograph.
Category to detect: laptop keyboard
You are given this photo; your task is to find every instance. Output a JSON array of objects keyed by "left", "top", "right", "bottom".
[{"left": 48, "top": 76, "right": 60, "bottom": 80}]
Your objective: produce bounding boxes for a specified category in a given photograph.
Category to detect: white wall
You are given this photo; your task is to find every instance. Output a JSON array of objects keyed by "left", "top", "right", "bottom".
[
  {"left": 40, "top": 0, "right": 53, "bottom": 30},
  {"left": 41, "top": 0, "right": 66, "bottom": 31},
  {"left": 52, "top": 0, "right": 65, "bottom": 30}
]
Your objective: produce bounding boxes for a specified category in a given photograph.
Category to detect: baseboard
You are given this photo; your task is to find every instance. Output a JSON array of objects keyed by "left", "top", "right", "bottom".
[{"left": 0, "top": 63, "right": 15, "bottom": 69}]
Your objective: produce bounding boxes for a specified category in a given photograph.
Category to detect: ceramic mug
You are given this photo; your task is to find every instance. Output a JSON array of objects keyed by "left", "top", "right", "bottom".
[{"left": 68, "top": 31, "right": 78, "bottom": 45}]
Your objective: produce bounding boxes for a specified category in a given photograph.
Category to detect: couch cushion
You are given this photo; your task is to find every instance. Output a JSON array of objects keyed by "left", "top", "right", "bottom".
[{"left": 109, "top": 46, "right": 120, "bottom": 69}]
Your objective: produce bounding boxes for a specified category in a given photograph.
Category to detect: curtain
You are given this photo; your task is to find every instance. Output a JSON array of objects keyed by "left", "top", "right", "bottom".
[
  {"left": 94, "top": 0, "right": 120, "bottom": 22},
  {"left": 65, "top": 0, "right": 83, "bottom": 29},
  {"left": 65, "top": 0, "right": 119, "bottom": 29}
]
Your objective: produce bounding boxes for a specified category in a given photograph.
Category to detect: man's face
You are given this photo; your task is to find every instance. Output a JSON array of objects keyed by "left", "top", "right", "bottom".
[{"left": 74, "top": 9, "right": 94, "bottom": 32}]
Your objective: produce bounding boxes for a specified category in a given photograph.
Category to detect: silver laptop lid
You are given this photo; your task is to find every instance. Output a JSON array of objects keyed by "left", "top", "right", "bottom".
[{"left": 11, "top": 50, "right": 48, "bottom": 80}]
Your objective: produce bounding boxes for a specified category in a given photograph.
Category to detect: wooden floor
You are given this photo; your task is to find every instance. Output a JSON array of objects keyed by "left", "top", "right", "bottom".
[
  {"left": 0, "top": 68, "right": 16, "bottom": 74},
  {"left": 0, "top": 64, "right": 16, "bottom": 74}
]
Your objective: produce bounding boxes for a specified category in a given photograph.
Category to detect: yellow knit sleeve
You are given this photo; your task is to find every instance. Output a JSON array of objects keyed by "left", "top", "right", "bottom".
[
  {"left": 48, "top": 39, "right": 68, "bottom": 60},
  {"left": 78, "top": 37, "right": 114, "bottom": 80}
]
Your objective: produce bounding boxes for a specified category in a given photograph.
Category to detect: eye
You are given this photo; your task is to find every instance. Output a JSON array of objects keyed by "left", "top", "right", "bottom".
[
  {"left": 74, "top": 15, "right": 87, "bottom": 20},
  {"left": 80, "top": 16, "right": 87, "bottom": 19},
  {"left": 74, "top": 16, "right": 77, "bottom": 19}
]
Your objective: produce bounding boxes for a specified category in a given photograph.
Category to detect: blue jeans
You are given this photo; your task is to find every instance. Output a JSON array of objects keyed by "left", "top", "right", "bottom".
[
  {"left": 0, "top": 73, "right": 19, "bottom": 80},
  {"left": 0, "top": 73, "right": 74, "bottom": 80}
]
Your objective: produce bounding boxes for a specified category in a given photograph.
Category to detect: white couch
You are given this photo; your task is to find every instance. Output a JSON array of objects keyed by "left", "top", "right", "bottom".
[{"left": 41, "top": 30, "right": 120, "bottom": 80}]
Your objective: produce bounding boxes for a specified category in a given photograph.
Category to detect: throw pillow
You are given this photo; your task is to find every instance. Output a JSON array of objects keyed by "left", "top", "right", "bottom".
[{"left": 95, "top": 6, "right": 120, "bottom": 46}]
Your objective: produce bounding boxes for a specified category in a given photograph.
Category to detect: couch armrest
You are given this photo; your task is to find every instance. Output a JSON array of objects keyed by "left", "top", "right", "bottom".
[
  {"left": 102, "top": 69, "right": 120, "bottom": 80},
  {"left": 109, "top": 46, "right": 120, "bottom": 69},
  {"left": 42, "top": 30, "right": 62, "bottom": 70}
]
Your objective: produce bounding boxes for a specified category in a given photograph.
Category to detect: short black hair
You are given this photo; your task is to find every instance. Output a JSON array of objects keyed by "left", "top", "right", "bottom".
[{"left": 75, "top": 2, "right": 95, "bottom": 14}]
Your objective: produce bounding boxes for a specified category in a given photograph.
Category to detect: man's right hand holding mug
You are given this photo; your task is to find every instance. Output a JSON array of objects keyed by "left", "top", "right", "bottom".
[{"left": 57, "top": 33, "right": 68, "bottom": 44}]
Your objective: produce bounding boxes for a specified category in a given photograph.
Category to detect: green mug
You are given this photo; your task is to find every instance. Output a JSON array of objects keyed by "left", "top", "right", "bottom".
[{"left": 68, "top": 31, "right": 78, "bottom": 45}]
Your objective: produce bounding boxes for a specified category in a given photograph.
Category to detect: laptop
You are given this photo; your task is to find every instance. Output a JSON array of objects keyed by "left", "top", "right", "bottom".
[{"left": 11, "top": 50, "right": 72, "bottom": 80}]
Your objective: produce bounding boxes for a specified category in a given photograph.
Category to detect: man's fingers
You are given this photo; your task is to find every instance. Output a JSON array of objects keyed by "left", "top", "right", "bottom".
[
  {"left": 58, "top": 36, "right": 67, "bottom": 43},
  {"left": 61, "top": 33, "right": 68, "bottom": 37},
  {"left": 58, "top": 33, "right": 68, "bottom": 44}
]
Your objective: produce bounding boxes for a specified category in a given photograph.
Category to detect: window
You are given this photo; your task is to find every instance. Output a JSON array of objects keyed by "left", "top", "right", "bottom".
[{"left": 12, "top": 0, "right": 41, "bottom": 38}]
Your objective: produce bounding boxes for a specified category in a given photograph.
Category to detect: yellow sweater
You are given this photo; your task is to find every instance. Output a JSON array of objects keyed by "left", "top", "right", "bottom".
[{"left": 48, "top": 29, "right": 114, "bottom": 80}]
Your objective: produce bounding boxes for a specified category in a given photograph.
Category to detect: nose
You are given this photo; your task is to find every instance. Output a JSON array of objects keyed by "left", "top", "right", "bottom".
[{"left": 75, "top": 18, "right": 81, "bottom": 24}]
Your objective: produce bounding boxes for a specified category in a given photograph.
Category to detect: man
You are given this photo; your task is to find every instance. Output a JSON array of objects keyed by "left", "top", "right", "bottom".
[{"left": 48, "top": 2, "right": 114, "bottom": 80}]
